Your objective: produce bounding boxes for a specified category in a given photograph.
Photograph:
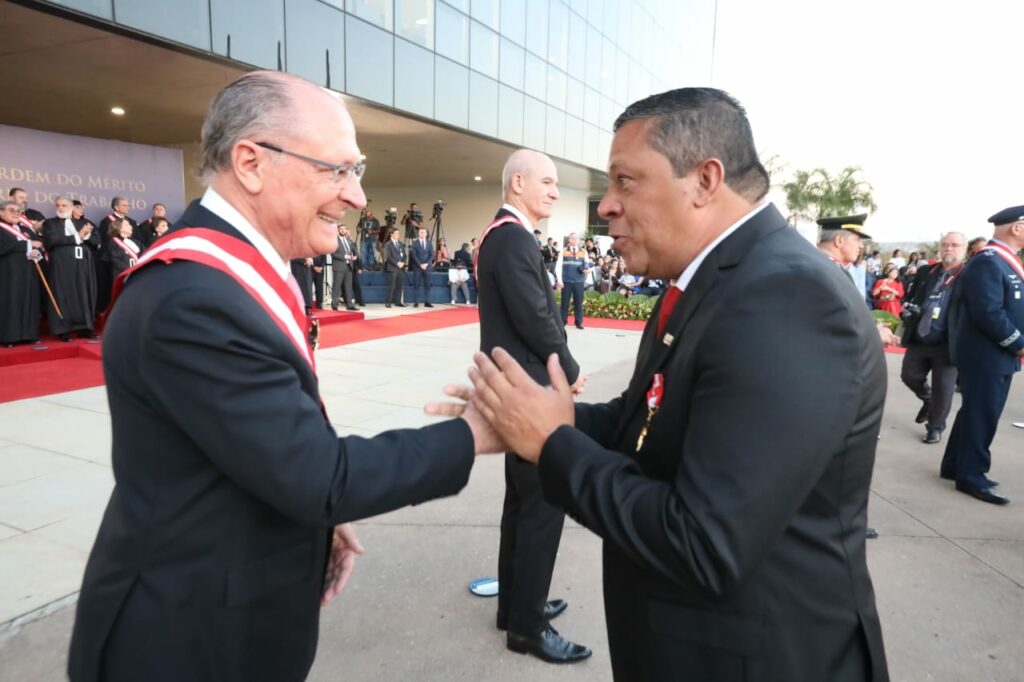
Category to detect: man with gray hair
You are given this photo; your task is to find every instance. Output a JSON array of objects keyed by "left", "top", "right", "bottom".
[
  {"left": 0, "top": 199, "right": 43, "bottom": 346},
  {"left": 41, "top": 195, "right": 100, "bottom": 341},
  {"left": 67, "top": 70, "right": 502, "bottom": 682},
  {"left": 473, "top": 148, "right": 590, "bottom": 664},
  {"left": 900, "top": 232, "right": 968, "bottom": 444}
]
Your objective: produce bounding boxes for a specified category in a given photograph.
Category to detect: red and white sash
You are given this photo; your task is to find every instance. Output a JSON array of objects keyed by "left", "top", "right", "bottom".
[
  {"left": 984, "top": 241, "right": 1024, "bottom": 280},
  {"left": 111, "top": 237, "right": 140, "bottom": 266},
  {"left": 473, "top": 214, "right": 523, "bottom": 281},
  {"left": 0, "top": 220, "right": 29, "bottom": 242},
  {"left": 18, "top": 216, "right": 34, "bottom": 230},
  {"left": 108, "top": 228, "right": 316, "bottom": 372}
]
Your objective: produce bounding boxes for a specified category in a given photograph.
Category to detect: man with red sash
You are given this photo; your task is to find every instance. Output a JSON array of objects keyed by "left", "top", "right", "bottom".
[
  {"left": 473, "top": 149, "right": 590, "bottom": 664},
  {"left": 67, "top": 71, "right": 501, "bottom": 682},
  {"left": 453, "top": 89, "right": 890, "bottom": 681},
  {"left": 0, "top": 200, "right": 42, "bottom": 346},
  {"left": 941, "top": 205, "right": 1024, "bottom": 505}
]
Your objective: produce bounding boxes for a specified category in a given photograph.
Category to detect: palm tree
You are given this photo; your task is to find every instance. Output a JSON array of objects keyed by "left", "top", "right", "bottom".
[{"left": 779, "top": 166, "right": 877, "bottom": 223}]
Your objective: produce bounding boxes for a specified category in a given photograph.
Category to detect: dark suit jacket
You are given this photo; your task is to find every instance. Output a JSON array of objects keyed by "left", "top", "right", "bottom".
[
  {"left": 410, "top": 238, "right": 434, "bottom": 270},
  {"left": 948, "top": 247, "right": 1024, "bottom": 375},
  {"left": 332, "top": 236, "right": 356, "bottom": 270},
  {"left": 384, "top": 239, "right": 406, "bottom": 272},
  {"left": 537, "top": 204, "right": 889, "bottom": 681},
  {"left": 476, "top": 209, "right": 579, "bottom": 386},
  {"left": 68, "top": 200, "right": 475, "bottom": 682}
]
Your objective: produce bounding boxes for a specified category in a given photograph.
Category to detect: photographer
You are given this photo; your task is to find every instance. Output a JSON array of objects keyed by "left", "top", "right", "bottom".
[
  {"left": 359, "top": 209, "right": 380, "bottom": 270},
  {"left": 554, "top": 232, "right": 590, "bottom": 330},
  {"left": 900, "top": 232, "right": 967, "bottom": 445},
  {"left": 402, "top": 202, "right": 423, "bottom": 241}
]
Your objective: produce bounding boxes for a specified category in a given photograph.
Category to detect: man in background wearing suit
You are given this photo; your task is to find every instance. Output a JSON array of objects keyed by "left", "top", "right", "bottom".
[
  {"left": 68, "top": 70, "right": 502, "bottom": 682},
  {"left": 331, "top": 223, "right": 358, "bottom": 310},
  {"left": 941, "top": 206, "right": 1024, "bottom": 505},
  {"left": 472, "top": 149, "right": 590, "bottom": 664},
  {"left": 383, "top": 227, "right": 407, "bottom": 308},
  {"left": 459, "top": 89, "right": 890, "bottom": 681},
  {"left": 410, "top": 225, "right": 434, "bottom": 308}
]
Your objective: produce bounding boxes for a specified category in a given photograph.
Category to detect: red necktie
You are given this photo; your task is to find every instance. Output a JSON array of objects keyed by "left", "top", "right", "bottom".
[{"left": 657, "top": 287, "right": 681, "bottom": 336}]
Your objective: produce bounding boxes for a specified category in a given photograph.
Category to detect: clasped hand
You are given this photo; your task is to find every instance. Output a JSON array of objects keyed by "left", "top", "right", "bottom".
[{"left": 424, "top": 348, "right": 582, "bottom": 462}]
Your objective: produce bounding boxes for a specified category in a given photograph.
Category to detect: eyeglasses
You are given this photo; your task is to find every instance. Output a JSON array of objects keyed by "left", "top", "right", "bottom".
[{"left": 255, "top": 141, "right": 366, "bottom": 184}]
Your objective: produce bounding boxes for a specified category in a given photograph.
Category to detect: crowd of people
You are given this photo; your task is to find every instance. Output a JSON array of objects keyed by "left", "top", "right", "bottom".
[
  {"left": 816, "top": 213, "right": 1024, "bottom": 508},
  {"left": 0, "top": 189, "right": 170, "bottom": 346}
]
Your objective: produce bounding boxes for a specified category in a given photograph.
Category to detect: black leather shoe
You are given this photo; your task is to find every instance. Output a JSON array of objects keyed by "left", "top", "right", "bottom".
[
  {"left": 575, "top": 324, "right": 584, "bottom": 330},
  {"left": 346, "top": 306, "right": 358, "bottom": 311},
  {"left": 396, "top": 303, "right": 407, "bottom": 307},
  {"left": 385, "top": 303, "right": 391, "bottom": 308},
  {"left": 955, "top": 484, "right": 1009, "bottom": 505},
  {"left": 940, "top": 472, "right": 998, "bottom": 487},
  {"left": 507, "top": 626, "right": 591, "bottom": 664},
  {"left": 865, "top": 527, "right": 879, "bottom": 539},
  {"left": 915, "top": 401, "right": 931, "bottom": 424},
  {"left": 58, "top": 333, "right": 72, "bottom": 342},
  {"left": 424, "top": 302, "right": 434, "bottom": 307},
  {"left": 413, "top": 303, "right": 419, "bottom": 308},
  {"left": 923, "top": 429, "right": 941, "bottom": 444},
  {"left": 497, "top": 600, "right": 567, "bottom": 631}
]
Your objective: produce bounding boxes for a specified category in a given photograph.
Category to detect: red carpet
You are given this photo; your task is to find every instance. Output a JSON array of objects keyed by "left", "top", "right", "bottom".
[{"left": 0, "top": 307, "right": 647, "bottom": 404}]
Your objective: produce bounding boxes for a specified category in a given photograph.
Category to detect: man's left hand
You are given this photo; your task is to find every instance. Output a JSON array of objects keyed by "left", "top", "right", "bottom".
[
  {"left": 469, "top": 348, "right": 575, "bottom": 463},
  {"left": 321, "top": 523, "right": 364, "bottom": 607}
]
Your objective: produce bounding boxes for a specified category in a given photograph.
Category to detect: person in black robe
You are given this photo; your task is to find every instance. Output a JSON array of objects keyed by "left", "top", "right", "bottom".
[
  {"left": 0, "top": 201, "right": 42, "bottom": 346},
  {"left": 290, "top": 257, "right": 314, "bottom": 312},
  {"left": 42, "top": 197, "right": 101, "bottom": 341},
  {"left": 106, "top": 218, "right": 143, "bottom": 282}
]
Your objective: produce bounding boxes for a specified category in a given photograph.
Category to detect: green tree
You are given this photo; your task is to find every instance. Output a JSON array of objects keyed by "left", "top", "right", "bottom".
[{"left": 779, "top": 166, "right": 878, "bottom": 224}]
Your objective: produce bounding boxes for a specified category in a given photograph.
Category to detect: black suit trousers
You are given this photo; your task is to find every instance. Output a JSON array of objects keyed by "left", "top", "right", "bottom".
[
  {"left": 900, "top": 342, "right": 957, "bottom": 431},
  {"left": 496, "top": 453, "right": 564, "bottom": 635},
  {"left": 331, "top": 267, "right": 353, "bottom": 308},
  {"left": 313, "top": 270, "right": 325, "bottom": 308},
  {"left": 388, "top": 268, "right": 404, "bottom": 304},
  {"left": 942, "top": 371, "right": 1013, "bottom": 488}
]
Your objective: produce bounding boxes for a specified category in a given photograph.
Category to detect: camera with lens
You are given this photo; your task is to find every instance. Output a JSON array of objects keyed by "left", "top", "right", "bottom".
[
  {"left": 901, "top": 301, "right": 921, "bottom": 320},
  {"left": 432, "top": 200, "right": 445, "bottom": 218},
  {"left": 409, "top": 208, "right": 423, "bottom": 224},
  {"left": 384, "top": 207, "right": 397, "bottom": 228}
]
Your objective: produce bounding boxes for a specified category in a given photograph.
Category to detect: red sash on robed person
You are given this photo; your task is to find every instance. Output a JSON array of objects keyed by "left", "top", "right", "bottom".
[
  {"left": 0, "top": 220, "right": 30, "bottom": 243},
  {"left": 473, "top": 215, "right": 523, "bottom": 281},
  {"left": 984, "top": 241, "right": 1024, "bottom": 280},
  {"left": 107, "top": 228, "right": 317, "bottom": 375},
  {"left": 111, "top": 237, "right": 140, "bottom": 267}
]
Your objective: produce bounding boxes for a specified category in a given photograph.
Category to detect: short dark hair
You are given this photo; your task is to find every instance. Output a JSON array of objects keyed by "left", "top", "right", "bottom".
[
  {"left": 111, "top": 196, "right": 126, "bottom": 209},
  {"left": 8, "top": 187, "right": 26, "bottom": 197},
  {"left": 72, "top": 200, "right": 83, "bottom": 207},
  {"left": 613, "top": 88, "right": 769, "bottom": 201}
]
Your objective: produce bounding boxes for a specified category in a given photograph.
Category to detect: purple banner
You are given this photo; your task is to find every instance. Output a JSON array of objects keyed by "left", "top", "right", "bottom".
[{"left": 0, "top": 123, "right": 185, "bottom": 225}]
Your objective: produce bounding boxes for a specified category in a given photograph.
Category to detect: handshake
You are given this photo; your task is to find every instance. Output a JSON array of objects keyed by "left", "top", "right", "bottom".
[{"left": 425, "top": 348, "right": 587, "bottom": 462}]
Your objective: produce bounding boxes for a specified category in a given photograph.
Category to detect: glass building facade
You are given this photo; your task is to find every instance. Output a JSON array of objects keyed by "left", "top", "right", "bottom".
[{"left": 37, "top": 0, "right": 717, "bottom": 174}]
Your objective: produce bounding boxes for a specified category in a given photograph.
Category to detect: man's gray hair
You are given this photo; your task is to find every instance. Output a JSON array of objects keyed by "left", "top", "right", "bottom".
[
  {"left": 110, "top": 196, "right": 126, "bottom": 208},
  {"left": 817, "top": 228, "right": 845, "bottom": 246},
  {"left": 54, "top": 195, "right": 74, "bottom": 204},
  {"left": 501, "top": 149, "right": 551, "bottom": 197},
  {"left": 614, "top": 88, "right": 769, "bottom": 202},
  {"left": 198, "top": 71, "right": 301, "bottom": 183},
  {"left": 0, "top": 200, "right": 16, "bottom": 212}
]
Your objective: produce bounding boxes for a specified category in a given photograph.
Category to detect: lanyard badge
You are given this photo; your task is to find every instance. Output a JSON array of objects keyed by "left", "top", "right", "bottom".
[{"left": 635, "top": 373, "right": 665, "bottom": 452}]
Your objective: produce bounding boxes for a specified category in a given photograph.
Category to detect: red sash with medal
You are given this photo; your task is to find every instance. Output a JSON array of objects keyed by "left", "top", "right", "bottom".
[
  {"left": 107, "top": 228, "right": 317, "bottom": 373},
  {"left": 635, "top": 373, "right": 664, "bottom": 452},
  {"left": 473, "top": 214, "right": 523, "bottom": 281}
]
